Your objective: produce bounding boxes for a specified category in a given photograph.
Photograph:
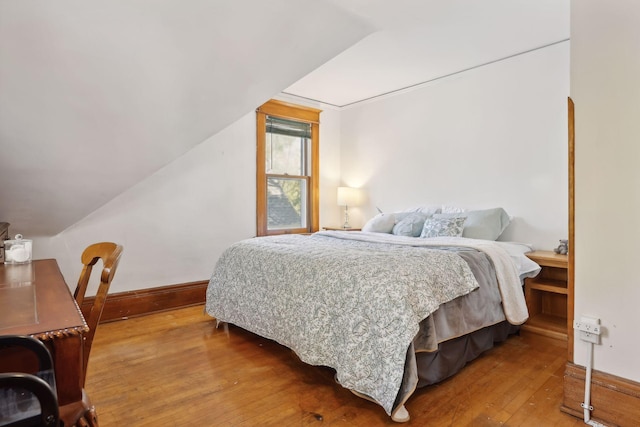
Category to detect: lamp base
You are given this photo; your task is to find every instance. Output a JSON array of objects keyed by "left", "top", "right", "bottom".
[{"left": 343, "top": 206, "right": 350, "bottom": 229}]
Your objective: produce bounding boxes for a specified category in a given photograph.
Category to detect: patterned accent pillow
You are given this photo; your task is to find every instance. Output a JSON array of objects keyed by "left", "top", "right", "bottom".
[{"left": 420, "top": 216, "right": 466, "bottom": 238}]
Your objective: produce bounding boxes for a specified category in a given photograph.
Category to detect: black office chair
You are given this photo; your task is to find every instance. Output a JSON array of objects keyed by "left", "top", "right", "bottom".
[{"left": 0, "top": 336, "right": 59, "bottom": 427}]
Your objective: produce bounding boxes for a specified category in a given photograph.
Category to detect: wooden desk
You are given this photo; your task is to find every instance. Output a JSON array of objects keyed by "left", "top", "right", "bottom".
[{"left": 0, "top": 259, "right": 95, "bottom": 425}]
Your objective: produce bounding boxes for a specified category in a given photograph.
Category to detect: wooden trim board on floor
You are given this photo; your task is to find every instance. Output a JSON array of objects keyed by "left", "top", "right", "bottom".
[
  {"left": 80, "top": 281, "right": 208, "bottom": 323},
  {"left": 562, "top": 362, "right": 640, "bottom": 426}
]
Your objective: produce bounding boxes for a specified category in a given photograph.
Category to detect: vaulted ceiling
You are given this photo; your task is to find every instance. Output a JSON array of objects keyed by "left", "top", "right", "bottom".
[{"left": 0, "top": 0, "right": 568, "bottom": 236}]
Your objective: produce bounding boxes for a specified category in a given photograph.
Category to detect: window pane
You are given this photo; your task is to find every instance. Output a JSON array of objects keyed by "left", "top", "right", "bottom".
[
  {"left": 266, "top": 116, "right": 310, "bottom": 176},
  {"left": 267, "top": 177, "right": 308, "bottom": 230}
]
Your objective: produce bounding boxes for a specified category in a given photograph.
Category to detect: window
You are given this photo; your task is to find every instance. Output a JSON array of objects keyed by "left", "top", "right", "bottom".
[{"left": 256, "top": 100, "right": 321, "bottom": 236}]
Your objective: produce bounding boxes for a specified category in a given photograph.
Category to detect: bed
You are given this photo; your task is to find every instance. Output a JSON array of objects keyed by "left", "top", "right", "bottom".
[{"left": 205, "top": 214, "right": 538, "bottom": 422}]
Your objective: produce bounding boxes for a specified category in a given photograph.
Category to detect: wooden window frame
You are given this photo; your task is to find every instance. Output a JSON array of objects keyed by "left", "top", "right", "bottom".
[{"left": 256, "top": 99, "right": 321, "bottom": 236}]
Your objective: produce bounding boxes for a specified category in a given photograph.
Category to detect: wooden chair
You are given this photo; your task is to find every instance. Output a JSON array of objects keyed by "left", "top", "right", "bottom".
[
  {"left": 73, "top": 242, "right": 123, "bottom": 386},
  {"left": 0, "top": 335, "right": 59, "bottom": 427},
  {"left": 58, "top": 243, "right": 122, "bottom": 427}
]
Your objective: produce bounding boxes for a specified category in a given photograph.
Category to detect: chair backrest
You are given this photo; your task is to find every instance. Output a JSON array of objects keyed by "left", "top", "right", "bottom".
[
  {"left": 0, "top": 335, "right": 59, "bottom": 427},
  {"left": 73, "top": 242, "right": 123, "bottom": 385}
]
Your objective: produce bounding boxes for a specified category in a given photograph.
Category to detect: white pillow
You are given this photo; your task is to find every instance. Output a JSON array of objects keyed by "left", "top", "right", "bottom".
[
  {"left": 401, "top": 205, "right": 442, "bottom": 216},
  {"left": 441, "top": 205, "right": 467, "bottom": 214},
  {"left": 493, "top": 241, "right": 541, "bottom": 278},
  {"left": 362, "top": 213, "right": 395, "bottom": 233}
]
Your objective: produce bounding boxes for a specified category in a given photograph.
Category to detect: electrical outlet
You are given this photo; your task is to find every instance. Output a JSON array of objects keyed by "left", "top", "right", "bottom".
[
  {"left": 579, "top": 330, "right": 600, "bottom": 344},
  {"left": 574, "top": 316, "right": 601, "bottom": 344},
  {"left": 574, "top": 321, "right": 601, "bottom": 334}
]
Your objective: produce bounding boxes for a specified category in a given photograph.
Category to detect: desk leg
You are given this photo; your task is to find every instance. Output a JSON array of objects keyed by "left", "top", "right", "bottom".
[
  {"left": 46, "top": 333, "right": 98, "bottom": 426},
  {"left": 59, "top": 389, "right": 98, "bottom": 427},
  {"left": 46, "top": 334, "right": 83, "bottom": 405}
]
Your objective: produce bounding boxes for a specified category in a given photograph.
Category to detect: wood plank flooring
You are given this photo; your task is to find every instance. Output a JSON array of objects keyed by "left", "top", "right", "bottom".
[{"left": 85, "top": 305, "right": 584, "bottom": 426}]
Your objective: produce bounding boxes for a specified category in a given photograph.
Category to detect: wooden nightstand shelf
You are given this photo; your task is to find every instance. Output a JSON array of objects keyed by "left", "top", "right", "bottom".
[
  {"left": 322, "top": 227, "right": 361, "bottom": 231},
  {"left": 521, "top": 250, "right": 568, "bottom": 340}
]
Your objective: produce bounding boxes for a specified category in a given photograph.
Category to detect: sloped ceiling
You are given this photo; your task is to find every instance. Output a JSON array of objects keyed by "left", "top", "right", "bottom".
[
  {"left": 0, "top": 0, "right": 372, "bottom": 236},
  {"left": 0, "top": 0, "right": 569, "bottom": 237},
  {"left": 285, "top": 0, "right": 569, "bottom": 107}
]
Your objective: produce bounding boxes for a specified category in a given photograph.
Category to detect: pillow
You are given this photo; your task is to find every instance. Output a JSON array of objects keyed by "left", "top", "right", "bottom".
[
  {"left": 420, "top": 216, "right": 466, "bottom": 238},
  {"left": 441, "top": 205, "right": 467, "bottom": 214},
  {"left": 392, "top": 212, "right": 429, "bottom": 237},
  {"left": 435, "top": 207, "right": 510, "bottom": 240},
  {"left": 400, "top": 205, "right": 442, "bottom": 216},
  {"left": 362, "top": 213, "right": 395, "bottom": 233},
  {"left": 493, "top": 241, "right": 541, "bottom": 278}
]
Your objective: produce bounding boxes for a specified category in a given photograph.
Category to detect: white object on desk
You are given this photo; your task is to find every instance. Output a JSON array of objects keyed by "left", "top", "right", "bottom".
[{"left": 4, "top": 234, "right": 32, "bottom": 264}]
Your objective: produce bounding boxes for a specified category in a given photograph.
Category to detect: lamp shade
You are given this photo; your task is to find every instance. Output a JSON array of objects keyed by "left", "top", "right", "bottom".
[{"left": 337, "top": 187, "right": 362, "bottom": 207}]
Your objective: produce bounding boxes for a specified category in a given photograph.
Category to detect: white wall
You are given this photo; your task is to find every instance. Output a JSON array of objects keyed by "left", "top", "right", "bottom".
[
  {"left": 33, "top": 112, "right": 256, "bottom": 293},
  {"left": 32, "top": 102, "right": 344, "bottom": 294},
  {"left": 340, "top": 42, "right": 570, "bottom": 251},
  {"left": 571, "top": 0, "right": 640, "bottom": 383},
  {"left": 29, "top": 41, "right": 570, "bottom": 298}
]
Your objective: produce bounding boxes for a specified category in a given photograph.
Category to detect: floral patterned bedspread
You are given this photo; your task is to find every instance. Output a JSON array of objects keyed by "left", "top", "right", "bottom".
[{"left": 205, "top": 232, "right": 488, "bottom": 415}]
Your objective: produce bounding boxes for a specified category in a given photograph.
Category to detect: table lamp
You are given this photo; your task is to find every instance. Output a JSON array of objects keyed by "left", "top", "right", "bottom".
[{"left": 337, "top": 187, "right": 362, "bottom": 229}]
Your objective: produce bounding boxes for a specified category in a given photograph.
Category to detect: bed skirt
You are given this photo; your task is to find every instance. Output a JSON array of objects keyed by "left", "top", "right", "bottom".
[
  {"left": 392, "top": 321, "right": 519, "bottom": 412},
  {"left": 417, "top": 320, "right": 519, "bottom": 387}
]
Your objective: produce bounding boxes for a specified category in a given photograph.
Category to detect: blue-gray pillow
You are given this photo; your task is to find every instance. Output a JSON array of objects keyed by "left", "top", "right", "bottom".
[
  {"left": 420, "top": 216, "right": 466, "bottom": 238},
  {"left": 434, "top": 207, "right": 510, "bottom": 240},
  {"left": 392, "top": 212, "right": 429, "bottom": 237}
]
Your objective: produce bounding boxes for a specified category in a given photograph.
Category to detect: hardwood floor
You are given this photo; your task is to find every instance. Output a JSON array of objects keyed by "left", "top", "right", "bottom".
[{"left": 86, "top": 306, "right": 584, "bottom": 426}]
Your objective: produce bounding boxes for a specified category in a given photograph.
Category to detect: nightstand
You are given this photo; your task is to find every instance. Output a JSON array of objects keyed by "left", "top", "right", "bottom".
[
  {"left": 0, "top": 222, "right": 9, "bottom": 263},
  {"left": 322, "top": 227, "right": 361, "bottom": 231},
  {"left": 521, "top": 250, "right": 568, "bottom": 340}
]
